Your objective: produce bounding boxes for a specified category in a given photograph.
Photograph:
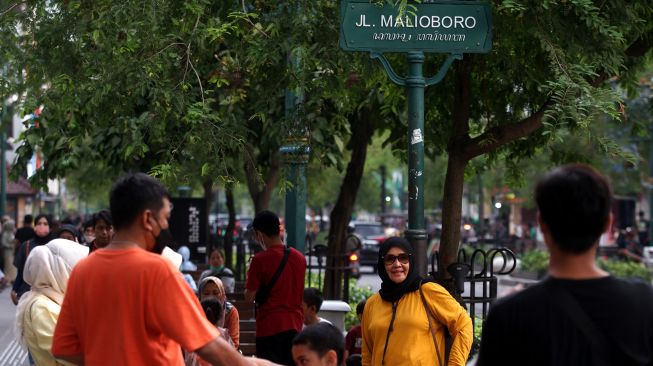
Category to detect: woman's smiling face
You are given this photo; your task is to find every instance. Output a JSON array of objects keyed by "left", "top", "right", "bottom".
[{"left": 384, "top": 246, "right": 410, "bottom": 284}]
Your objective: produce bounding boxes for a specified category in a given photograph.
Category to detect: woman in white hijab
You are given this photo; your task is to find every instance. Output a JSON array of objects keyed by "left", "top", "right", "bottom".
[{"left": 15, "top": 238, "right": 88, "bottom": 365}]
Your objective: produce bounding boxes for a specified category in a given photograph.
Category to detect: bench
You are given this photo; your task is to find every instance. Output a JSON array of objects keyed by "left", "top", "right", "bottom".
[{"left": 239, "top": 320, "right": 257, "bottom": 356}]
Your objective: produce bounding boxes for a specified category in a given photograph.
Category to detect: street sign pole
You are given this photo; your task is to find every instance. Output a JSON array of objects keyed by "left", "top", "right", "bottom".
[
  {"left": 341, "top": 0, "right": 492, "bottom": 276},
  {"left": 405, "top": 51, "right": 428, "bottom": 276}
]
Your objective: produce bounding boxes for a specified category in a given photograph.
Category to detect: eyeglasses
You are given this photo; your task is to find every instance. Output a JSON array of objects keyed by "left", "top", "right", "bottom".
[{"left": 383, "top": 253, "right": 410, "bottom": 265}]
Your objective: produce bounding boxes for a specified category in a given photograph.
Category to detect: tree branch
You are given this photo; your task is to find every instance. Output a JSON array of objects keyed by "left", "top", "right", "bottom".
[
  {"left": 243, "top": 144, "right": 260, "bottom": 201},
  {"left": 0, "top": 2, "right": 23, "bottom": 16},
  {"left": 462, "top": 30, "right": 653, "bottom": 161},
  {"left": 463, "top": 99, "right": 551, "bottom": 160}
]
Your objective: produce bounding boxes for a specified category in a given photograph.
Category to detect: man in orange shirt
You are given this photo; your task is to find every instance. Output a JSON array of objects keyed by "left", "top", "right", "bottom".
[{"left": 52, "top": 173, "right": 277, "bottom": 366}]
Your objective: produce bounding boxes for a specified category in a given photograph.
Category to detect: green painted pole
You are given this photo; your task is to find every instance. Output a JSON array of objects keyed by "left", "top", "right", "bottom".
[
  {"left": 404, "top": 51, "right": 428, "bottom": 276},
  {"left": 282, "top": 144, "right": 309, "bottom": 252},
  {"left": 282, "top": 50, "right": 309, "bottom": 253}
]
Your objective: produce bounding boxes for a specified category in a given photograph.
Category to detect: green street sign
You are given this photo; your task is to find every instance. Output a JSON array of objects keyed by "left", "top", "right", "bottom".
[{"left": 340, "top": 0, "right": 492, "bottom": 54}]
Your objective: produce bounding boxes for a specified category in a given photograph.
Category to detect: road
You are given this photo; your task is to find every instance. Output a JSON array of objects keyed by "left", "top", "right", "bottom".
[{"left": 0, "top": 289, "right": 28, "bottom": 366}]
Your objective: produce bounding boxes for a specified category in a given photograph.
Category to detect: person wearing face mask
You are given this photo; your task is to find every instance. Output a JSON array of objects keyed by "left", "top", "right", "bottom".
[
  {"left": 244, "top": 210, "right": 306, "bottom": 366},
  {"left": 361, "top": 237, "right": 473, "bottom": 366},
  {"left": 52, "top": 173, "right": 279, "bottom": 366},
  {"left": 11, "top": 214, "right": 52, "bottom": 305},
  {"left": 198, "top": 276, "right": 240, "bottom": 349},
  {"left": 198, "top": 247, "right": 235, "bottom": 293},
  {"left": 81, "top": 219, "right": 95, "bottom": 245}
]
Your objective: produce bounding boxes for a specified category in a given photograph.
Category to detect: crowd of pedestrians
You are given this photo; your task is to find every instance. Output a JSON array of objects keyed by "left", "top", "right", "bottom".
[{"left": 3, "top": 164, "right": 653, "bottom": 366}]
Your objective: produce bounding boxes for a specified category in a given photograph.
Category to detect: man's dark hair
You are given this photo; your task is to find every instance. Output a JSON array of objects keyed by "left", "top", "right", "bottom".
[
  {"left": 109, "top": 173, "right": 170, "bottom": 231},
  {"left": 303, "top": 287, "right": 324, "bottom": 312},
  {"left": 200, "top": 297, "right": 224, "bottom": 325},
  {"left": 23, "top": 214, "right": 33, "bottom": 226},
  {"left": 252, "top": 210, "right": 280, "bottom": 237},
  {"left": 34, "top": 214, "right": 49, "bottom": 226},
  {"left": 356, "top": 298, "right": 366, "bottom": 316},
  {"left": 535, "top": 164, "right": 612, "bottom": 254},
  {"left": 82, "top": 219, "right": 94, "bottom": 230},
  {"left": 293, "top": 323, "right": 344, "bottom": 364},
  {"left": 92, "top": 209, "right": 113, "bottom": 228}
]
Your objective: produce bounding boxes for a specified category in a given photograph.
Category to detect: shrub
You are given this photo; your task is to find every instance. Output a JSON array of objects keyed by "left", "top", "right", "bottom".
[
  {"left": 520, "top": 249, "right": 549, "bottom": 273},
  {"left": 597, "top": 258, "right": 652, "bottom": 282},
  {"left": 345, "top": 279, "right": 374, "bottom": 330}
]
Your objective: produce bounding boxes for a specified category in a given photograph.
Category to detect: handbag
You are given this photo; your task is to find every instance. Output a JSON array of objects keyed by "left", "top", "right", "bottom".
[{"left": 255, "top": 247, "right": 290, "bottom": 306}]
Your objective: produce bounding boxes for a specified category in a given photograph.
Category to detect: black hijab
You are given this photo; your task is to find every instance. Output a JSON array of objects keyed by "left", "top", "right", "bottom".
[{"left": 377, "top": 237, "right": 422, "bottom": 303}]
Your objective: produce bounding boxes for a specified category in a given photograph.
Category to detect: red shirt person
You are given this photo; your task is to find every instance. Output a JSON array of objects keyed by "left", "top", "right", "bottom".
[
  {"left": 245, "top": 210, "right": 306, "bottom": 366},
  {"left": 52, "top": 173, "right": 278, "bottom": 366}
]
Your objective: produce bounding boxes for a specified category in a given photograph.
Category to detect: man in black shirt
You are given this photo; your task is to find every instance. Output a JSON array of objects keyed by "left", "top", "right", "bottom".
[
  {"left": 14, "top": 214, "right": 35, "bottom": 247},
  {"left": 478, "top": 164, "right": 653, "bottom": 366}
]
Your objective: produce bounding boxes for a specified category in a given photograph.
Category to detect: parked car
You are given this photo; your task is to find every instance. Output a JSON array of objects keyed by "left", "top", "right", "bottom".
[{"left": 352, "top": 221, "right": 388, "bottom": 272}]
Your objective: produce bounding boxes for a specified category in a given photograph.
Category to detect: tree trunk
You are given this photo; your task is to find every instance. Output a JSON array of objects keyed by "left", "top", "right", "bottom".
[
  {"left": 224, "top": 186, "right": 236, "bottom": 270},
  {"left": 244, "top": 149, "right": 281, "bottom": 213},
  {"left": 324, "top": 107, "right": 375, "bottom": 299},
  {"left": 439, "top": 154, "right": 467, "bottom": 277},
  {"left": 438, "top": 57, "right": 473, "bottom": 279}
]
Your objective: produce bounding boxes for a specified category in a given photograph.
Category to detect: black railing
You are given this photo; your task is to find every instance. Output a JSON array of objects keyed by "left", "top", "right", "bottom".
[
  {"left": 431, "top": 247, "right": 517, "bottom": 333},
  {"left": 305, "top": 235, "right": 357, "bottom": 302}
]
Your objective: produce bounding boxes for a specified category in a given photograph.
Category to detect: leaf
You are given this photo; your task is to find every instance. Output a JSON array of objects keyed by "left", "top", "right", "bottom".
[{"left": 201, "top": 163, "right": 210, "bottom": 177}]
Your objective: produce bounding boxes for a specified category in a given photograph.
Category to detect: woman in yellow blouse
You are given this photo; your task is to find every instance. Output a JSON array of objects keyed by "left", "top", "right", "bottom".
[
  {"left": 15, "top": 239, "right": 88, "bottom": 366},
  {"left": 362, "top": 237, "right": 473, "bottom": 366}
]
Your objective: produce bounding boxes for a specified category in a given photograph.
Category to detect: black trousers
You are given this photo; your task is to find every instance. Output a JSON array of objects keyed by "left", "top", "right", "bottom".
[{"left": 256, "top": 329, "right": 298, "bottom": 366}]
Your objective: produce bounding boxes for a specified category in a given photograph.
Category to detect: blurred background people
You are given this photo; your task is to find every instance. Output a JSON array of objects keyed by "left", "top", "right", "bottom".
[
  {"left": 12, "top": 214, "right": 52, "bottom": 305},
  {"left": 199, "top": 247, "right": 235, "bottom": 293},
  {"left": 15, "top": 239, "right": 88, "bottom": 365},
  {"left": 2, "top": 217, "right": 16, "bottom": 283},
  {"left": 88, "top": 210, "right": 113, "bottom": 253},
  {"left": 199, "top": 276, "right": 240, "bottom": 349}
]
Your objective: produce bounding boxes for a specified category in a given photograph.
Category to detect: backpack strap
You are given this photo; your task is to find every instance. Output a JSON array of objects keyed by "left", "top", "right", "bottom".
[
  {"left": 267, "top": 247, "right": 290, "bottom": 292},
  {"left": 548, "top": 282, "right": 611, "bottom": 366}
]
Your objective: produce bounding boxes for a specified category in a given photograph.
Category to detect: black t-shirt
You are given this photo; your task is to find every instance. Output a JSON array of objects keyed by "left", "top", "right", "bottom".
[
  {"left": 14, "top": 226, "right": 35, "bottom": 247},
  {"left": 12, "top": 238, "right": 45, "bottom": 297},
  {"left": 477, "top": 276, "right": 653, "bottom": 366}
]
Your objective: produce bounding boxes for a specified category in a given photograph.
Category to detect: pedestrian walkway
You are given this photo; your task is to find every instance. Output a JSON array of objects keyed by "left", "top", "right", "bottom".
[
  {"left": 0, "top": 289, "right": 28, "bottom": 366},
  {"left": 0, "top": 339, "right": 28, "bottom": 366}
]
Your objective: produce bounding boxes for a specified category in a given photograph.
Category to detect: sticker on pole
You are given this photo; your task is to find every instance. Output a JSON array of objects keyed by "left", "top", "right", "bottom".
[{"left": 340, "top": 0, "right": 492, "bottom": 54}]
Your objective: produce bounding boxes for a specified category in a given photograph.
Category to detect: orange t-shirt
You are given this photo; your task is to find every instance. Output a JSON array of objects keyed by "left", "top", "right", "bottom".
[{"left": 52, "top": 247, "right": 219, "bottom": 366}]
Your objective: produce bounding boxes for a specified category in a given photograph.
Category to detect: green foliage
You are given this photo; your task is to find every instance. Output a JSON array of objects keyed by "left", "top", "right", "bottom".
[
  {"left": 520, "top": 249, "right": 550, "bottom": 273},
  {"left": 470, "top": 317, "right": 484, "bottom": 359},
  {"left": 344, "top": 279, "right": 374, "bottom": 330},
  {"left": 597, "top": 258, "right": 653, "bottom": 282},
  {"left": 1, "top": 1, "right": 249, "bottom": 189}
]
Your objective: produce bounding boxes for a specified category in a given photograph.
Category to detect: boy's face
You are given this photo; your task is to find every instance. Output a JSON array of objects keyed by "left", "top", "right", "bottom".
[
  {"left": 301, "top": 302, "right": 317, "bottom": 325},
  {"left": 292, "top": 345, "right": 336, "bottom": 366}
]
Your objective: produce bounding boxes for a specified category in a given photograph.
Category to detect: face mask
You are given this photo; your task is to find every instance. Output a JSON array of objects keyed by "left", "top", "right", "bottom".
[
  {"left": 35, "top": 225, "right": 49, "bottom": 237},
  {"left": 151, "top": 218, "right": 173, "bottom": 254},
  {"left": 210, "top": 265, "right": 224, "bottom": 272}
]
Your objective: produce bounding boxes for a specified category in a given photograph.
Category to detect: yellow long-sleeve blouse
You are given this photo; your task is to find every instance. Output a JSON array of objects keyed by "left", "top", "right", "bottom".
[{"left": 362, "top": 282, "right": 473, "bottom": 366}]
